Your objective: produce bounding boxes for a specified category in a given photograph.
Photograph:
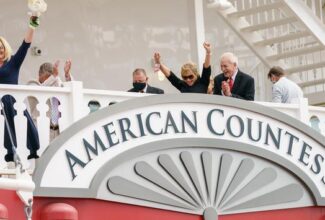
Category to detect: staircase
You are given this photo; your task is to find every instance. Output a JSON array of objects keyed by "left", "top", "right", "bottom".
[{"left": 207, "top": 0, "right": 325, "bottom": 105}]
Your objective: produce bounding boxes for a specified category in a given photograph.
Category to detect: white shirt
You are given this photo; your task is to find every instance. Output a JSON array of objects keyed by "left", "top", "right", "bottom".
[
  {"left": 221, "top": 69, "right": 238, "bottom": 96},
  {"left": 272, "top": 77, "right": 303, "bottom": 103},
  {"left": 231, "top": 69, "right": 238, "bottom": 82},
  {"left": 142, "top": 84, "right": 148, "bottom": 93},
  {"left": 26, "top": 74, "right": 74, "bottom": 125}
]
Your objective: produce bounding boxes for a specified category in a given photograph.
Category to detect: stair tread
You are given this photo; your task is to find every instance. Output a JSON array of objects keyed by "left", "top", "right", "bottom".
[
  {"left": 229, "top": 1, "right": 284, "bottom": 17},
  {"left": 299, "top": 78, "right": 325, "bottom": 88},
  {"left": 241, "top": 17, "right": 297, "bottom": 32},
  {"left": 267, "top": 45, "right": 324, "bottom": 60},
  {"left": 254, "top": 31, "right": 311, "bottom": 46},
  {"left": 287, "top": 61, "right": 325, "bottom": 74}
]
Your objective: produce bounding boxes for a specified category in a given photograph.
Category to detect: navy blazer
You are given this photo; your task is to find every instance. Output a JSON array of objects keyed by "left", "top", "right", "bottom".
[
  {"left": 213, "top": 70, "right": 255, "bottom": 100},
  {"left": 128, "top": 85, "right": 164, "bottom": 94}
]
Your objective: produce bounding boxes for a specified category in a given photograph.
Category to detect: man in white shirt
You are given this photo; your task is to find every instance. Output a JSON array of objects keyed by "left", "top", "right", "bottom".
[
  {"left": 27, "top": 59, "right": 73, "bottom": 141},
  {"left": 268, "top": 66, "right": 303, "bottom": 103}
]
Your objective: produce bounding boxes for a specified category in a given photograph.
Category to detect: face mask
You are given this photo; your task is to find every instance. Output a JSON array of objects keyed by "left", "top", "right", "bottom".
[
  {"left": 89, "top": 104, "right": 100, "bottom": 113},
  {"left": 133, "top": 82, "right": 146, "bottom": 91}
]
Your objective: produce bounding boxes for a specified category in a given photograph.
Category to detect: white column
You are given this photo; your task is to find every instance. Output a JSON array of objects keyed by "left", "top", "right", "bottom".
[
  {"left": 298, "top": 98, "right": 310, "bottom": 124},
  {"left": 36, "top": 98, "right": 50, "bottom": 154},
  {"left": 65, "top": 81, "right": 84, "bottom": 124},
  {"left": 14, "top": 98, "right": 28, "bottom": 168},
  {"left": 188, "top": 0, "right": 206, "bottom": 71}
]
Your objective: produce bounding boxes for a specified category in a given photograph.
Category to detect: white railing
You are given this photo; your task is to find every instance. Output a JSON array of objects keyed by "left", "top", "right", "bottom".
[
  {"left": 0, "top": 82, "right": 145, "bottom": 170},
  {"left": 0, "top": 82, "right": 324, "bottom": 171},
  {"left": 302, "top": 0, "right": 325, "bottom": 23},
  {"left": 227, "top": 0, "right": 325, "bottom": 97},
  {"left": 229, "top": 0, "right": 324, "bottom": 27}
]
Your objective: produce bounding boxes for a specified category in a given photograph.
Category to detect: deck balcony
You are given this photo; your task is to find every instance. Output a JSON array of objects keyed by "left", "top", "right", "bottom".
[{"left": 0, "top": 81, "right": 324, "bottom": 172}]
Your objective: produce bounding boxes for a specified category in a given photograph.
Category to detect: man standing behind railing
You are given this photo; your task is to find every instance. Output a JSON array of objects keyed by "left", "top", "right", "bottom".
[
  {"left": 128, "top": 68, "right": 164, "bottom": 94},
  {"left": 213, "top": 52, "right": 255, "bottom": 100},
  {"left": 267, "top": 66, "right": 303, "bottom": 104},
  {"left": 27, "top": 59, "right": 73, "bottom": 141}
]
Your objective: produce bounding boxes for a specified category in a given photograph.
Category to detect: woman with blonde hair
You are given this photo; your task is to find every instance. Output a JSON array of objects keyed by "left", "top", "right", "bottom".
[
  {"left": 153, "top": 42, "right": 211, "bottom": 93},
  {"left": 0, "top": 16, "right": 41, "bottom": 162}
]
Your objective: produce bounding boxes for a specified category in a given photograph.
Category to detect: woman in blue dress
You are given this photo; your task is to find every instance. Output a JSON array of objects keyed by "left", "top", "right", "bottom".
[{"left": 0, "top": 16, "right": 40, "bottom": 161}]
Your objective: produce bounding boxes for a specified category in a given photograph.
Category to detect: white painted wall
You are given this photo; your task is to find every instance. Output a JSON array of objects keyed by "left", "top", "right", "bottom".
[{"left": 0, "top": 0, "right": 257, "bottom": 95}]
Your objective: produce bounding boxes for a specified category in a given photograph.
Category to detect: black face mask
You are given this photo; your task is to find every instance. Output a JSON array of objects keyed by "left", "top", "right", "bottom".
[{"left": 133, "top": 82, "right": 146, "bottom": 91}]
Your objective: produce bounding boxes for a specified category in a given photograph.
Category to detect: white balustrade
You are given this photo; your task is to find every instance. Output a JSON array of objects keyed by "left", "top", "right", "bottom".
[
  {"left": 0, "top": 82, "right": 144, "bottom": 170},
  {"left": 227, "top": 0, "right": 325, "bottom": 97},
  {"left": 0, "top": 81, "right": 324, "bottom": 171}
]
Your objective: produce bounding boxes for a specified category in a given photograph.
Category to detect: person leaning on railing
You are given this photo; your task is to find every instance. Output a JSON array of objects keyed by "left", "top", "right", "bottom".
[
  {"left": 267, "top": 66, "right": 303, "bottom": 104},
  {"left": 0, "top": 16, "right": 41, "bottom": 162},
  {"left": 153, "top": 42, "right": 211, "bottom": 93}
]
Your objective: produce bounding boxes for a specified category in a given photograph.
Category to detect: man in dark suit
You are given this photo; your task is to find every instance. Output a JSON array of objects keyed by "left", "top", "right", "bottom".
[
  {"left": 128, "top": 68, "right": 164, "bottom": 94},
  {"left": 213, "top": 52, "right": 254, "bottom": 100}
]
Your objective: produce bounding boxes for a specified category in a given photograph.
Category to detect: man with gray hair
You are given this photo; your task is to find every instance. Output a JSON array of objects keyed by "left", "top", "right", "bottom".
[
  {"left": 213, "top": 52, "right": 255, "bottom": 100},
  {"left": 27, "top": 59, "right": 73, "bottom": 141},
  {"left": 36, "top": 60, "right": 72, "bottom": 86}
]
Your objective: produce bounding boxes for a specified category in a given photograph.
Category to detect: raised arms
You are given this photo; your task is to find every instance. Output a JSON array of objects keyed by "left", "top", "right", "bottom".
[{"left": 153, "top": 52, "right": 171, "bottom": 78}]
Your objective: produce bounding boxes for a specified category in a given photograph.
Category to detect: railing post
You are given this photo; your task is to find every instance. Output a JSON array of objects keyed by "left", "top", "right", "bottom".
[
  {"left": 298, "top": 98, "right": 310, "bottom": 124},
  {"left": 64, "top": 81, "right": 84, "bottom": 124},
  {"left": 189, "top": 0, "right": 205, "bottom": 73}
]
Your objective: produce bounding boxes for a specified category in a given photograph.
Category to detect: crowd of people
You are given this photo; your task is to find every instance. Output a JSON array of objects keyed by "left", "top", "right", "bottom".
[
  {"left": 129, "top": 43, "right": 302, "bottom": 104},
  {"left": 0, "top": 15, "right": 304, "bottom": 162}
]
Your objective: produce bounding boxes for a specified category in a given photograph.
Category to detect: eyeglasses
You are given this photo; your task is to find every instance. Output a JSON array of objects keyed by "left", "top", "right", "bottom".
[{"left": 182, "top": 75, "right": 194, "bottom": 80}]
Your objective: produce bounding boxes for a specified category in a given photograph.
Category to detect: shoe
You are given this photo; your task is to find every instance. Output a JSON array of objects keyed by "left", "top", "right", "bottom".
[
  {"left": 27, "top": 153, "right": 39, "bottom": 160},
  {"left": 4, "top": 153, "right": 14, "bottom": 162}
]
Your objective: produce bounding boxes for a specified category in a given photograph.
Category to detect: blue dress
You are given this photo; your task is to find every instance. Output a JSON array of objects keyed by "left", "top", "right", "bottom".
[{"left": 0, "top": 40, "right": 40, "bottom": 161}]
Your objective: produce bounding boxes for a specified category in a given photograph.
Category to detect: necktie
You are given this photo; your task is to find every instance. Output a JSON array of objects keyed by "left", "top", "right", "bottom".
[
  {"left": 50, "top": 97, "right": 60, "bottom": 125},
  {"left": 229, "top": 78, "right": 234, "bottom": 91}
]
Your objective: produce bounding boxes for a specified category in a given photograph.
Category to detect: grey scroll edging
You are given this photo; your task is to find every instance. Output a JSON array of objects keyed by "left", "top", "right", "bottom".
[
  {"left": 158, "top": 154, "right": 202, "bottom": 206},
  {"left": 104, "top": 141, "right": 306, "bottom": 215},
  {"left": 107, "top": 176, "right": 196, "bottom": 210},
  {"left": 201, "top": 151, "right": 212, "bottom": 204},
  {"left": 219, "top": 158, "right": 255, "bottom": 206},
  {"left": 32, "top": 94, "right": 325, "bottom": 200},
  {"left": 134, "top": 161, "right": 198, "bottom": 208},
  {"left": 215, "top": 154, "right": 233, "bottom": 207},
  {"left": 34, "top": 138, "right": 324, "bottom": 205},
  {"left": 180, "top": 151, "right": 206, "bottom": 206},
  {"left": 91, "top": 138, "right": 323, "bottom": 205},
  {"left": 221, "top": 167, "right": 277, "bottom": 209},
  {"left": 224, "top": 184, "right": 304, "bottom": 212}
]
